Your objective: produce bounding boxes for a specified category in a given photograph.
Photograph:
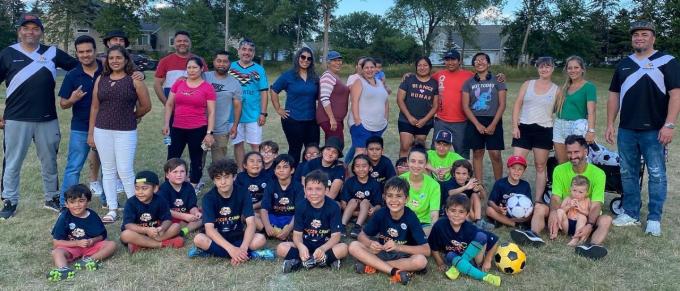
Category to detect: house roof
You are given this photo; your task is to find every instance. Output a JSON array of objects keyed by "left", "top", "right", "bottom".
[
  {"left": 140, "top": 22, "right": 160, "bottom": 32},
  {"left": 434, "top": 25, "right": 506, "bottom": 51}
]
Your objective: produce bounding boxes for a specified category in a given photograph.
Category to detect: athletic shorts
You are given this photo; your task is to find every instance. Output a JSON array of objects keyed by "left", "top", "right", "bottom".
[
  {"left": 464, "top": 116, "right": 504, "bottom": 150},
  {"left": 268, "top": 214, "right": 294, "bottom": 228},
  {"left": 56, "top": 241, "right": 108, "bottom": 261},
  {"left": 350, "top": 123, "right": 386, "bottom": 149},
  {"left": 568, "top": 219, "right": 577, "bottom": 236},
  {"left": 207, "top": 237, "right": 244, "bottom": 258},
  {"left": 232, "top": 122, "right": 262, "bottom": 145},
  {"left": 377, "top": 251, "right": 411, "bottom": 261},
  {"left": 512, "top": 123, "right": 553, "bottom": 150},
  {"left": 398, "top": 120, "right": 433, "bottom": 136},
  {"left": 553, "top": 118, "right": 588, "bottom": 144}
]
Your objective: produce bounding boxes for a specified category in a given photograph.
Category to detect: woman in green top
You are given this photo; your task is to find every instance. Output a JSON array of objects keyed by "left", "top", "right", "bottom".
[
  {"left": 552, "top": 56, "right": 597, "bottom": 163},
  {"left": 401, "top": 144, "right": 441, "bottom": 236}
]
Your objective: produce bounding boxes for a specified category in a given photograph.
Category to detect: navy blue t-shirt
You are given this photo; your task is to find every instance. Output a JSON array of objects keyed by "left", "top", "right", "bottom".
[
  {"left": 300, "top": 157, "right": 345, "bottom": 188},
  {"left": 294, "top": 196, "right": 342, "bottom": 245},
  {"left": 52, "top": 209, "right": 107, "bottom": 240},
  {"left": 157, "top": 181, "right": 197, "bottom": 214},
  {"left": 122, "top": 195, "right": 172, "bottom": 231},
  {"left": 428, "top": 219, "right": 494, "bottom": 255},
  {"left": 488, "top": 177, "right": 532, "bottom": 207},
  {"left": 58, "top": 61, "right": 102, "bottom": 131},
  {"left": 262, "top": 166, "right": 276, "bottom": 181},
  {"left": 262, "top": 180, "right": 304, "bottom": 216},
  {"left": 439, "top": 179, "right": 477, "bottom": 208},
  {"left": 341, "top": 176, "right": 383, "bottom": 206},
  {"left": 270, "top": 69, "right": 320, "bottom": 121},
  {"left": 202, "top": 187, "right": 254, "bottom": 240},
  {"left": 235, "top": 171, "right": 272, "bottom": 205},
  {"left": 363, "top": 207, "right": 427, "bottom": 246},
  {"left": 369, "top": 156, "right": 396, "bottom": 188},
  {"left": 293, "top": 160, "right": 309, "bottom": 184}
]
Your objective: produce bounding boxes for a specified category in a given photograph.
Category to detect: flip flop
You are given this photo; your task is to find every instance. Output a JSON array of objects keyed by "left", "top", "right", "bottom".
[{"left": 102, "top": 211, "right": 117, "bottom": 224}]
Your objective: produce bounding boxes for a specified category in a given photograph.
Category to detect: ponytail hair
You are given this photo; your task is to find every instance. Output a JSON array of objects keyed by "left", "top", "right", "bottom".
[{"left": 555, "top": 55, "right": 586, "bottom": 115}]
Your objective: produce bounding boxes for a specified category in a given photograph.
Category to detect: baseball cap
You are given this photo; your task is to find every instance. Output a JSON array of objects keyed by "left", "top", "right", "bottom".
[
  {"left": 16, "top": 14, "right": 43, "bottom": 31},
  {"left": 443, "top": 50, "right": 461, "bottom": 60},
  {"left": 135, "top": 171, "right": 160, "bottom": 186},
  {"left": 507, "top": 155, "right": 527, "bottom": 168},
  {"left": 102, "top": 30, "right": 130, "bottom": 48},
  {"left": 327, "top": 51, "right": 342, "bottom": 61},
  {"left": 321, "top": 136, "right": 344, "bottom": 158},
  {"left": 630, "top": 20, "right": 655, "bottom": 34},
  {"left": 434, "top": 130, "right": 453, "bottom": 144}
]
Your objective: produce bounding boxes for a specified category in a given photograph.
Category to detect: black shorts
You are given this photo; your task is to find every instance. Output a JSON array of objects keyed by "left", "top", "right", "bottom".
[
  {"left": 511, "top": 123, "right": 553, "bottom": 150},
  {"left": 567, "top": 219, "right": 577, "bottom": 236},
  {"left": 465, "top": 116, "right": 505, "bottom": 150},
  {"left": 398, "top": 120, "right": 433, "bottom": 136},
  {"left": 377, "top": 251, "right": 411, "bottom": 261}
]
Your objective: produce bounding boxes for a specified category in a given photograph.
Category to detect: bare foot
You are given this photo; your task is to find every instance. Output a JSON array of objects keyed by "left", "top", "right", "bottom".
[{"left": 567, "top": 238, "right": 579, "bottom": 247}]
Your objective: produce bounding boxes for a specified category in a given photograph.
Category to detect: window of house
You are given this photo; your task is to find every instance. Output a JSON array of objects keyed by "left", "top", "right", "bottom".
[
  {"left": 169, "top": 37, "right": 174, "bottom": 46},
  {"left": 137, "top": 34, "right": 150, "bottom": 46}
]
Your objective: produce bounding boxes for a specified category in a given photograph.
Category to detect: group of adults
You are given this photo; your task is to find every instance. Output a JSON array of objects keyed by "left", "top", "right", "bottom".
[{"left": 0, "top": 15, "right": 678, "bottom": 253}]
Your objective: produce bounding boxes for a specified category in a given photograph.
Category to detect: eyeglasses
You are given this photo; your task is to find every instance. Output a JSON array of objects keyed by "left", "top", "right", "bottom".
[{"left": 299, "top": 55, "right": 312, "bottom": 61}]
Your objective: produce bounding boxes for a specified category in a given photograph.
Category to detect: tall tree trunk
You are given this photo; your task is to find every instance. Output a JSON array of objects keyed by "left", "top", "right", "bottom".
[{"left": 323, "top": 7, "right": 330, "bottom": 69}]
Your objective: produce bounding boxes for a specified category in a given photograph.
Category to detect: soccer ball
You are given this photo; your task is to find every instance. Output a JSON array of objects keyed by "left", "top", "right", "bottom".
[
  {"left": 494, "top": 242, "right": 526, "bottom": 274},
  {"left": 507, "top": 194, "right": 533, "bottom": 218}
]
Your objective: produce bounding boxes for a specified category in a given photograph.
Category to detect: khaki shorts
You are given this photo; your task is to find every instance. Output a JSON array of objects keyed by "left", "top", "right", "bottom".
[{"left": 210, "top": 133, "right": 231, "bottom": 163}]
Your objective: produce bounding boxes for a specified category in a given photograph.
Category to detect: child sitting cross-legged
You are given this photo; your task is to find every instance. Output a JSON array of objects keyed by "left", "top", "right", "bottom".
[
  {"left": 120, "top": 171, "right": 184, "bottom": 254},
  {"left": 48, "top": 184, "right": 117, "bottom": 281},
  {"left": 261, "top": 154, "right": 304, "bottom": 241},
  {"left": 157, "top": 158, "right": 202, "bottom": 236},
  {"left": 189, "top": 159, "right": 268, "bottom": 264},
  {"left": 348, "top": 177, "right": 430, "bottom": 285},
  {"left": 341, "top": 154, "right": 382, "bottom": 238},
  {"left": 277, "top": 170, "right": 348, "bottom": 272},
  {"left": 429, "top": 194, "right": 501, "bottom": 287}
]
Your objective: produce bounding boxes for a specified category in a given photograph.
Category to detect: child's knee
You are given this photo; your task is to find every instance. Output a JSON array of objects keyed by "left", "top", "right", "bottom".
[
  {"left": 102, "top": 240, "right": 117, "bottom": 251},
  {"left": 120, "top": 230, "right": 135, "bottom": 242},
  {"left": 333, "top": 243, "right": 349, "bottom": 258},
  {"left": 276, "top": 242, "right": 293, "bottom": 258},
  {"left": 359, "top": 199, "right": 371, "bottom": 209},
  {"left": 348, "top": 240, "right": 365, "bottom": 255},
  {"left": 51, "top": 248, "right": 67, "bottom": 258},
  {"left": 251, "top": 233, "right": 266, "bottom": 249},
  {"left": 412, "top": 255, "right": 428, "bottom": 269},
  {"left": 193, "top": 234, "right": 211, "bottom": 248}
]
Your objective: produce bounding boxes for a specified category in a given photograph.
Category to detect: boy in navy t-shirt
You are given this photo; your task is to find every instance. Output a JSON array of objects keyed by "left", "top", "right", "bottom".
[
  {"left": 120, "top": 171, "right": 184, "bottom": 253},
  {"left": 157, "top": 158, "right": 202, "bottom": 235},
  {"left": 365, "top": 136, "right": 396, "bottom": 188},
  {"left": 261, "top": 154, "right": 304, "bottom": 240},
  {"left": 190, "top": 159, "right": 267, "bottom": 264},
  {"left": 277, "top": 170, "right": 348, "bottom": 272},
  {"left": 48, "top": 184, "right": 117, "bottom": 281},
  {"left": 300, "top": 137, "right": 346, "bottom": 200},
  {"left": 260, "top": 140, "right": 279, "bottom": 180},
  {"left": 341, "top": 155, "right": 383, "bottom": 238},
  {"left": 348, "top": 177, "right": 429, "bottom": 285},
  {"left": 429, "top": 195, "right": 501, "bottom": 287},
  {"left": 294, "top": 143, "right": 319, "bottom": 184},
  {"left": 486, "top": 156, "right": 532, "bottom": 228},
  {"left": 235, "top": 151, "right": 272, "bottom": 231}
]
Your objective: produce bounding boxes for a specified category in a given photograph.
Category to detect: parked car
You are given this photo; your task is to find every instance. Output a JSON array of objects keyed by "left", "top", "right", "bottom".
[{"left": 131, "top": 54, "right": 158, "bottom": 71}]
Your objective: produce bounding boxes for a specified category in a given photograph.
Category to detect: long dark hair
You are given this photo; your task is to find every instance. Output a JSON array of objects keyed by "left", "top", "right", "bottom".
[
  {"left": 103, "top": 45, "right": 134, "bottom": 76},
  {"left": 293, "top": 47, "right": 317, "bottom": 81}
]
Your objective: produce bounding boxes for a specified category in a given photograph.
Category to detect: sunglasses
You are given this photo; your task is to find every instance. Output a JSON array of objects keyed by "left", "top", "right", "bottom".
[{"left": 299, "top": 55, "right": 312, "bottom": 61}]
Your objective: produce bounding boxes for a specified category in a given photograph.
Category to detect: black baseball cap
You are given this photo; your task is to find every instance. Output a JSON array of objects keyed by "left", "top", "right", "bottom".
[
  {"left": 322, "top": 136, "right": 344, "bottom": 158},
  {"left": 434, "top": 129, "right": 453, "bottom": 144},
  {"left": 16, "top": 14, "right": 43, "bottom": 31},
  {"left": 443, "top": 50, "right": 461, "bottom": 60},
  {"left": 135, "top": 171, "right": 159, "bottom": 186},
  {"left": 103, "top": 30, "right": 130, "bottom": 48}
]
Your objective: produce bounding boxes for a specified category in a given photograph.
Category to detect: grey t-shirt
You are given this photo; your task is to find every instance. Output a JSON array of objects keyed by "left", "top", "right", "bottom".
[
  {"left": 203, "top": 71, "right": 243, "bottom": 134},
  {"left": 462, "top": 74, "right": 507, "bottom": 117}
]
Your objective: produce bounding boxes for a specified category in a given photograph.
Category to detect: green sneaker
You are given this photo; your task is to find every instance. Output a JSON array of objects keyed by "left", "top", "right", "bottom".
[
  {"left": 180, "top": 227, "right": 190, "bottom": 237},
  {"left": 47, "top": 267, "right": 75, "bottom": 281},
  {"left": 482, "top": 273, "right": 501, "bottom": 287},
  {"left": 445, "top": 266, "right": 460, "bottom": 280},
  {"left": 72, "top": 257, "right": 100, "bottom": 271}
]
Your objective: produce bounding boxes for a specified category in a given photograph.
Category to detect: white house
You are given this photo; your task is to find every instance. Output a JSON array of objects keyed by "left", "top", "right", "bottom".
[{"left": 429, "top": 25, "right": 507, "bottom": 65}]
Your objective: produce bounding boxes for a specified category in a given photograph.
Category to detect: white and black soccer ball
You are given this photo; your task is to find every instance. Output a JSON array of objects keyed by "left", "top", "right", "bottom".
[
  {"left": 507, "top": 194, "right": 534, "bottom": 219},
  {"left": 588, "top": 143, "right": 621, "bottom": 166}
]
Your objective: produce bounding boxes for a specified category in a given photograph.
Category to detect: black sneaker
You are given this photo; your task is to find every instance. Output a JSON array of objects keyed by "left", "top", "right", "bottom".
[
  {"left": 302, "top": 258, "right": 318, "bottom": 269},
  {"left": 0, "top": 199, "right": 17, "bottom": 219},
  {"left": 510, "top": 229, "right": 545, "bottom": 247},
  {"left": 44, "top": 197, "right": 61, "bottom": 212},
  {"left": 282, "top": 259, "right": 301, "bottom": 273},
  {"left": 330, "top": 259, "right": 341, "bottom": 270},
  {"left": 350, "top": 224, "right": 362, "bottom": 238},
  {"left": 575, "top": 244, "right": 608, "bottom": 260}
]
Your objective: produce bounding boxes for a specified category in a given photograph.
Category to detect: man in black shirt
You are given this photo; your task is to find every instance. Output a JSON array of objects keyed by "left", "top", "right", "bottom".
[
  {"left": 606, "top": 20, "right": 680, "bottom": 236},
  {"left": 0, "top": 14, "right": 78, "bottom": 218}
]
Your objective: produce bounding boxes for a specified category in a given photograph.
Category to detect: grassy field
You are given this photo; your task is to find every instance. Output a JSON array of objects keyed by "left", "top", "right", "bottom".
[{"left": 0, "top": 67, "right": 679, "bottom": 290}]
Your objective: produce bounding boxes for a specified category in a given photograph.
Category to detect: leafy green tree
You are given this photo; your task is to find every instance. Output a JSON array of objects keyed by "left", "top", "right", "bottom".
[
  {"left": 0, "top": 0, "right": 25, "bottom": 47},
  {"left": 40, "top": 0, "right": 99, "bottom": 50},
  {"left": 329, "top": 12, "right": 383, "bottom": 49},
  {"left": 157, "top": 0, "right": 221, "bottom": 60},
  {"left": 93, "top": 1, "right": 143, "bottom": 42}
]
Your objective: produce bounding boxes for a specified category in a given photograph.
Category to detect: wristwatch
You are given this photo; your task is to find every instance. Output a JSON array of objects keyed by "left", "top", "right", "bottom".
[
  {"left": 663, "top": 122, "right": 676, "bottom": 129},
  {"left": 206, "top": 131, "right": 213, "bottom": 135},
  {"left": 260, "top": 112, "right": 268, "bottom": 117}
]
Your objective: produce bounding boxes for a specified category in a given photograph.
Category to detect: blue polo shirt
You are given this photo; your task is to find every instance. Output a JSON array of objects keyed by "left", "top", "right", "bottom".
[
  {"left": 270, "top": 69, "right": 319, "bottom": 121},
  {"left": 58, "top": 60, "right": 102, "bottom": 131}
]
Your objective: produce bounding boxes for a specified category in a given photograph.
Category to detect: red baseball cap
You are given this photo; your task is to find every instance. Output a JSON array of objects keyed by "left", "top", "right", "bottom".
[{"left": 507, "top": 155, "right": 527, "bottom": 168}]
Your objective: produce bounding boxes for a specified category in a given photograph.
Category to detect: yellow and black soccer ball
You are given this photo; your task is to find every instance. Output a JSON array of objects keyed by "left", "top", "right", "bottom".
[{"left": 494, "top": 242, "right": 526, "bottom": 274}]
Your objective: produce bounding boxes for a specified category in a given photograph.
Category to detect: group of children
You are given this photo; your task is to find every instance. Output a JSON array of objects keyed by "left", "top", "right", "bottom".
[{"left": 49, "top": 130, "right": 594, "bottom": 286}]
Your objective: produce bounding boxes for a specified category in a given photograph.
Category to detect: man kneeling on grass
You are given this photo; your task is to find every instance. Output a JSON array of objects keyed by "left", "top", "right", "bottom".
[
  {"left": 48, "top": 184, "right": 116, "bottom": 281},
  {"left": 189, "top": 159, "right": 269, "bottom": 264},
  {"left": 120, "top": 171, "right": 184, "bottom": 253},
  {"left": 348, "top": 176, "right": 430, "bottom": 285},
  {"left": 277, "top": 170, "right": 348, "bottom": 272}
]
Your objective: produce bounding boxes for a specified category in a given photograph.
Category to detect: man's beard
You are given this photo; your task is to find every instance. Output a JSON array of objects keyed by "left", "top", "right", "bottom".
[{"left": 216, "top": 67, "right": 228, "bottom": 75}]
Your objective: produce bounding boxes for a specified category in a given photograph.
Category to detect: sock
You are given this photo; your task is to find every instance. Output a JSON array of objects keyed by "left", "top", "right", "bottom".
[
  {"left": 390, "top": 268, "right": 398, "bottom": 276},
  {"left": 285, "top": 247, "right": 299, "bottom": 260},
  {"left": 180, "top": 227, "right": 189, "bottom": 237},
  {"left": 452, "top": 256, "right": 487, "bottom": 281},
  {"left": 483, "top": 273, "right": 501, "bottom": 287},
  {"left": 461, "top": 241, "right": 484, "bottom": 261},
  {"left": 325, "top": 249, "right": 337, "bottom": 265}
]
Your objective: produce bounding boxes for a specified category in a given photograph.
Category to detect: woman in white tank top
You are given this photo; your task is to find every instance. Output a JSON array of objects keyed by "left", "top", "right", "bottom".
[
  {"left": 511, "top": 57, "right": 560, "bottom": 203},
  {"left": 348, "top": 58, "right": 389, "bottom": 157}
]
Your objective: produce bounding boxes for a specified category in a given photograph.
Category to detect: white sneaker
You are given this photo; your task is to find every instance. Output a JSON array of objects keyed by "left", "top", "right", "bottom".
[
  {"left": 612, "top": 214, "right": 640, "bottom": 227},
  {"left": 645, "top": 220, "right": 661, "bottom": 237},
  {"left": 89, "top": 181, "right": 103, "bottom": 196},
  {"left": 115, "top": 179, "right": 125, "bottom": 193}
]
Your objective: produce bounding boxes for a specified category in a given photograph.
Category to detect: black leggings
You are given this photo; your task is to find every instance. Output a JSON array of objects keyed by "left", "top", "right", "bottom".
[
  {"left": 167, "top": 126, "right": 206, "bottom": 184},
  {"left": 281, "top": 118, "right": 320, "bottom": 166}
]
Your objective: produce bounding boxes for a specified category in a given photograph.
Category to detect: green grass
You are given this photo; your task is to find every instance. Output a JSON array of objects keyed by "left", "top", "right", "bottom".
[{"left": 0, "top": 69, "right": 679, "bottom": 290}]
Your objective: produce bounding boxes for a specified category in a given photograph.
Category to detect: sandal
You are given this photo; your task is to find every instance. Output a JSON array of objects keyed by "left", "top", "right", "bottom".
[{"left": 101, "top": 210, "right": 117, "bottom": 224}]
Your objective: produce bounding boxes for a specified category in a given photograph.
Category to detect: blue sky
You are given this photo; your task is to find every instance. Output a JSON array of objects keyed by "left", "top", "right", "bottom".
[{"left": 336, "top": 0, "right": 522, "bottom": 19}]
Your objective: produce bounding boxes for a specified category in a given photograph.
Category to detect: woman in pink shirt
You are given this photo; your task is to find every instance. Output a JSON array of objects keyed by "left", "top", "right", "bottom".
[{"left": 163, "top": 57, "right": 216, "bottom": 189}]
